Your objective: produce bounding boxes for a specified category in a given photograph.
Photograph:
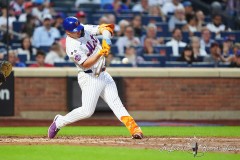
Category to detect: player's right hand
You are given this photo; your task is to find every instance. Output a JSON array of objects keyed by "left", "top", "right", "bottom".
[{"left": 98, "top": 48, "right": 109, "bottom": 57}]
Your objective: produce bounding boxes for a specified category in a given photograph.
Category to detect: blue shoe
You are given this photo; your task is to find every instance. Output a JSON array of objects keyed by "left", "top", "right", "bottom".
[{"left": 48, "top": 115, "right": 60, "bottom": 139}]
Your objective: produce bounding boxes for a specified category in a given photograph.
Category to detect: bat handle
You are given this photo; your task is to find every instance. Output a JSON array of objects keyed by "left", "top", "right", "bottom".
[{"left": 95, "top": 56, "right": 104, "bottom": 77}]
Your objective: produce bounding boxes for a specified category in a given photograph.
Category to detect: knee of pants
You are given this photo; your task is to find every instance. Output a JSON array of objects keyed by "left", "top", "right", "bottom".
[{"left": 82, "top": 108, "right": 95, "bottom": 118}]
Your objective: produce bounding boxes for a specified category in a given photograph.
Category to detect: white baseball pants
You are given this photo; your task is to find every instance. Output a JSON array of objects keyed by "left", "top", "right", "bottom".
[{"left": 56, "top": 71, "right": 130, "bottom": 128}]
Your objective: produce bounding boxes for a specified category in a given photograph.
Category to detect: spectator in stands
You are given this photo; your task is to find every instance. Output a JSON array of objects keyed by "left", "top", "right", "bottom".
[
  {"left": 98, "top": 16, "right": 109, "bottom": 25},
  {"left": 195, "top": 10, "right": 205, "bottom": 31},
  {"left": 177, "top": 45, "right": 197, "bottom": 64},
  {"left": 18, "top": 1, "right": 34, "bottom": 22},
  {"left": 103, "top": 0, "right": 129, "bottom": 12},
  {"left": 148, "top": 5, "right": 166, "bottom": 22},
  {"left": 204, "top": 42, "right": 226, "bottom": 66},
  {"left": 148, "top": 0, "right": 166, "bottom": 6},
  {"left": 75, "top": 0, "right": 101, "bottom": 8},
  {"left": 200, "top": 28, "right": 215, "bottom": 52},
  {"left": 182, "top": 1, "right": 194, "bottom": 16},
  {"left": 132, "top": 0, "right": 149, "bottom": 13},
  {"left": 140, "top": 23, "right": 164, "bottom": 46},
  {"left": 190, "top": 36, "right": 208, "bottom": 58},
  {"left": 21, "top": 14, "right": 36, "bottom": 37},
  {"left": 117, "top": 19, "right": 130, "bottom": 37},
  {"left": 8, "top": 50, "right": 26, "bottom": 67},
  {"left": 10, "top": 0, "right": 24, "bottom": 17},
  {"left": 232, "top": 43, "right": 240, "bottom": 56},
  {"left": 32, "top": 0, "right": 50, "bottom": 24},
  {"left": 29, "top": 50, "right": 53, "bottom": 67},
  {"left": 222, "top": 36, "right": 234, "bottom": 58},
  {"left": 138, "top": 37, "right": 159, "bottom": 55},
  {"left": 0, "top": 5, "right": 17, "bottom": 29},
  {"left": 52, "top": 13, "right": 65, "bottom": 36},
  {"left": 168, "top": 7, "right": 187, "bottom": 31},
  {"left": 131, "top": 15, "right": 143, "bottom": 37},
  {"left": 116, "top": 25, "right": 140, "bottom": 55},
  {"left": 206, "top": 14, "right": 228, "bottom": 38},
  {"left": 32, "top": 14, "right": 60, "bottom": 48},
  {"left": 166, "top": 28, "right": 187, "bottom": 56},
  {"left": 182, "top": 14, "right": 198, "bottom": 36},
  {"left": 229, "top": 50, "right": 240, "bottom": 68},
  {"left": 161, "top": 0, "right": 184, "bottom": 15},
  {"left": 125, "top": 45, "right": 144, "bottom": 67},
  {"left": 16, "top": 36, "right": 37, "bottom": 61},
  {"left": 106, "top": 14, "right": 119, "bottom": 34},
  {"left": 45, "top": 42, "right": 67, "bottom": 65},
  {"left": 75, "top": 11, "right": 87, "bottom": 24}
]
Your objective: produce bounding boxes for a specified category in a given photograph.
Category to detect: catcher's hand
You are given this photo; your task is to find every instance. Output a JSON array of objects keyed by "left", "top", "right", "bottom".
[{"left": 0, "top": 61, "right": 12, "bottom": 83}]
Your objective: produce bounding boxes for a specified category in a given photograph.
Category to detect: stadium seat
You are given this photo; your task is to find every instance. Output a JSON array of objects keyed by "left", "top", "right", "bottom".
[
  {"left": 220, "top": 31, "right": 240, "bottom": 42},
  {"left": 165, "top": 61, "right": 189, "bottom": 67},
  {"left": 78, "top": 3, "right": 101, "bottom": 11},
  {"left": 153, "top": 46, "right": 173, "bottom": 56},
  {"left": 116, "top": 15, "right": 133, "bottom": 23},
  {"left": 191, "top": 62, "right": 215, "bottom": 68},
  {"left": 142, "top": 54, "right": 166, "bottom": 67},
  {"left": 156, "top": 23, "right": 168, "bottom": 33},
  {"left": 54, "top": 62, "right": 75, "bottom": 67},
  {"left": 182, "top": 32, "right": 189, "bottom": 43},
  {"left": 11, "top": 42, "right": 21, "bottom": 49},
  {"left": 110, "top": 63, "right": 132, "bottom": 67},
  {"left": 12, "top": 22, "right": 24, "bottom": 33},
  {"left": 137, "top": 61, "right": 161, "bottom": 67},
  {"left": 17, "top": 54, "right": 27, "bottom": 63},
  {"left": 142, "top": 16, "right": 162, "bottom": 25},
  {"left": 38, "top": 46, "right": 51, "bottom": 53},
  {"left": 218, "top": 62, "right": 230, "bottom": 68},
  {"left": 175, "top": 23, "right": 185, "bottom": 30},
  {"left": 110, "top": 45, "right": 119, "bottom": 55},
  {"left": 25, "top": 61, "right": 36, "bottom": 67},
  {"left": 204, "top": 16, "right": 211, "bottom": 22},
  {"left": 169, "top": 55, "right": 180, "bottom": 61},
  {"left": 178, "top": 47, "right": 185, "bottom": 55}
]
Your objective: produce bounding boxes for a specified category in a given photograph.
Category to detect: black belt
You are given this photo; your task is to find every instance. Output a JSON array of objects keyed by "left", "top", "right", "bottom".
[{"left": 84, "top": 68, "right": 106, "bottom": 73}]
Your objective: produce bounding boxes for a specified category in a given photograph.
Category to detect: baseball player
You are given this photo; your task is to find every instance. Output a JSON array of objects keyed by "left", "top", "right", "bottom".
[
  {"left": 0, "top": 61, "right": 12, "bottom": 86},
  {"left": 48, "top": 17, "right": 143, "bottom": 139}
]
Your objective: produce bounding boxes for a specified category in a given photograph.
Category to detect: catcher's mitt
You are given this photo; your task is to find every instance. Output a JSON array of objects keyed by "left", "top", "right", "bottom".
[{"left": 0, "top": 61, "right": 12, "bottom": 83}]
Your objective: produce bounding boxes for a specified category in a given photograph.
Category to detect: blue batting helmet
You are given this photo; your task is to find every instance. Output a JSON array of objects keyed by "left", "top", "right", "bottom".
[{"left": 63, "top": 16, "right": 84, "bottom": 32}]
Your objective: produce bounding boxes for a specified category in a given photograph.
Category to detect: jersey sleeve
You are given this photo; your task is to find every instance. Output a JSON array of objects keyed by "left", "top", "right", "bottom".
[
  {"left": 83, "top": 24, "right": 100, "bottom": 36},
  {"left": 66, "top": 41, "right": 88, "bottom": 66}
]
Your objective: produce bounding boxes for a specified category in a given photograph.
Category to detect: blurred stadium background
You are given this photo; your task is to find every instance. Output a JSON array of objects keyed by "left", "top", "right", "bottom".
[{"left": 0, "top": 0, "right": 240, "bottom": 125}]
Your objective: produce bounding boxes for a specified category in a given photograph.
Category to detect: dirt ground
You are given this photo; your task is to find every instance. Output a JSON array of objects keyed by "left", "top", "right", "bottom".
[{"left": 0, "top": 136, "right": 239, "bottom": 154}]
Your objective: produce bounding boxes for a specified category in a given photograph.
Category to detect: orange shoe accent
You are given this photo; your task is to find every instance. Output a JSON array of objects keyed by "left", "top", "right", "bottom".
[{"left": 121, "top": 116, "right": 143, "bottom": 138}]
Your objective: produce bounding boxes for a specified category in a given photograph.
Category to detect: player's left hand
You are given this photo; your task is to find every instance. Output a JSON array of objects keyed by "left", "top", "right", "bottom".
[{"left": 99, "top": 24, "right": 115, "bottom": 35}]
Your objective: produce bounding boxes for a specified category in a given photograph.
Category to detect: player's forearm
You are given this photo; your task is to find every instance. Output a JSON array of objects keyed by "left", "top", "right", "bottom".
[{"left": 81, "top": 53, "right": 102, "bottom": 68}]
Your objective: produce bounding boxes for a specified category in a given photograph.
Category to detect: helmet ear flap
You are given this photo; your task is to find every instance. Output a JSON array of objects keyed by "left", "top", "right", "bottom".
[{"left": 80, "top": 28, "right": 85, "bottom": 37}]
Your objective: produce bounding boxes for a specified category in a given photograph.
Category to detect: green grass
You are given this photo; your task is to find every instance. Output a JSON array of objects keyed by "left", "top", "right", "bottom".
[
  {"left": 0, "top": 126, "right": 239, "bottom": 160},
  {"left": 0, "top": 145, "right": 239, "bottom": 160},
  {"left": 0, "top": 126, "right": 239, "bottom": 137}
]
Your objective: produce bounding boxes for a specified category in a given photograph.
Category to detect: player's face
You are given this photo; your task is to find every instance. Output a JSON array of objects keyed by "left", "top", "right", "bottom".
[{"left": 67, "top": 30, "right": 82, "bottom": 39}]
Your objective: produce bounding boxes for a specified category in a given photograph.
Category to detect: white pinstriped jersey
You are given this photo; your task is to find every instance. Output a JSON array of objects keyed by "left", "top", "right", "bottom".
[{"left": 66, "top": 25, "right": 105, "bottom": 72}]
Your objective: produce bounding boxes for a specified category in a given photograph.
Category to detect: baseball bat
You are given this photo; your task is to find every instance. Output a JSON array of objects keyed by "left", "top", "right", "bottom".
[
  {"left": 95, "top": 30, "right": 112, "bottom": 77},
  {"left": 95, "top": 56, "right": 105, "bottom": 77}
]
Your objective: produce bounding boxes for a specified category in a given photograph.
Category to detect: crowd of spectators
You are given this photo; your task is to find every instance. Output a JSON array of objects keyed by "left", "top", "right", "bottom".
[{"left": 0, "top": 0, "right": 240, "bottom": 68}]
